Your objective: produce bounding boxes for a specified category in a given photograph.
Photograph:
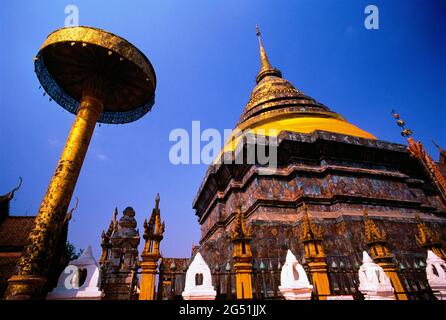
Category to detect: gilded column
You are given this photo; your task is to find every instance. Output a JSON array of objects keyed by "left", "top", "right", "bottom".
[
  {"left": 139, "top": 194, "right": 165, "bottom": 300},
  {"left": 362, "top": 210, "right": 407, "bottom": 300},
  {"left": 299, "top": 204, "right": 331, "bottom": 299},
  {"left": 5, "top": 93, "right": 103, "bottom": 300},
  {"left": 230, "top": 206, "right": 253, "bottom": 299}
]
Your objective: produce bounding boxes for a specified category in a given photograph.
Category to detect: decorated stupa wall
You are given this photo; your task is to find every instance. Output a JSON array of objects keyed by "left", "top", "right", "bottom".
[{"left": 195, "top": 132, "right": 446, "bottom": 270}]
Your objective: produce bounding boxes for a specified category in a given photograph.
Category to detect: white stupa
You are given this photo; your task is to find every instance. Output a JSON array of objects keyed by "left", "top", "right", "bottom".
[
  {"left": 358, "top": 251, "right": 395, "bottom": 300},
  {"left": 47, "top": 245, "right": 102, "bottom": 300},
  {"left": 278, "top": 250, "right": 313, "bottom": 300},
  {"left": 425, "top": 250, "right": 446, "bottom": 300},
  {"left": 182, "top": 252, "right": 216, "bottom": 300}
]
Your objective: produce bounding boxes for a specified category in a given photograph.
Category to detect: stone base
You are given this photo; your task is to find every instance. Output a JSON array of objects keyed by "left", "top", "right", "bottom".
[
  {"left": 182, "top": 294, "right": 216, "bottom": 300},
  {"left": 47, "top": 289, "right": 102, "bottom": 300},
  {"left": 361, "top": 291, "right": 395, "bottom": 300},
  {"left": 182, "top": 289, "right": 216, "bottom": 300},
  {"left": 279, "top": 286, "right": 313, "bottom": 300},
  {"left": 4, "top": 275, "right": 47, "bottom": 300},
  {"left": 430, "top": 285, "right": 446, "bottom": 300},
  {"left": 433, "top": 291, "right": 446, "bottom": 300}
]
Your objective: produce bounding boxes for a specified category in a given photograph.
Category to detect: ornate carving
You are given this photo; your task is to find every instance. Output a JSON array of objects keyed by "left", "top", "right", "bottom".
[
  {"left": 415, "top": 214, "right": 442, "bottom": 247},
  {"left": 391, "top": 110, "right": 446, "bottom": 201},
  {"left": 36, "top": 26, "right": 156, "bottom": 124},
  {"left": 230, "top": 206, "right": 252, "bottom": 240},
  {"left": 414, "top": 214, "right": 446, "bottom": 259},
  {"left": 362, "top": 210, "right": 387, "bottom": 244},
  {"left": 407, "top": 137, "right": 446, "bottom": 200},
  {"left": 99, "top": 208, "right": 118, "bottom": 266},
  {"left": 299, "top": 204, "right": 323, "bottom": 242},
  {"left": 142, "top": 193, "right": 165, "bottom": 248}
]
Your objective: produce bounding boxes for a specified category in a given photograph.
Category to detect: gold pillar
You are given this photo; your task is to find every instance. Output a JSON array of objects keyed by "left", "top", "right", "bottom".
[
  {"left": 362, "top": 210, "right": 407, "bottom": 300},
  {"left": 231, "top": 206, "right": 253, "bottom": 299},
  {"left": 139, "top": 194, "right": 164, "bottom": 300},
  {"left": 4, "top": 94, "right": 103, "bottom": 300},
  {"left": 140, "top": 260, "right": 158, "bottom": 300},
  {"left": 373, "top": 253, "right": 407, "bottom": 301},
  {"left": 299, "top": 204, "right": 331, "bottom": 299}
]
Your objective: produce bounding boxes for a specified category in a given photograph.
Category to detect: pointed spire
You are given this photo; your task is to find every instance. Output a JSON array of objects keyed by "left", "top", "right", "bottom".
[
  {"left": 143, "top": 194, "right": 165, "bottom": 242},
  {"left": 285, "top": 249, "right": 298, "bottom": 263},
  {"left": 255, "top": 25, "right": 282, "bottom": 83},
  {"left": 427, "top": 250, "right": 444, "bottom": 263},
  {"left": 112, "top": 207, "right": 119, "bottom": 232},
  {"left": 155, "top": 193, "right": 160, "bottom": 210},
  {"left": 113, "top": 207, "right": 118, "bottom": 222},
  {"left": 362, "top": 251, "right": 373, "bottom": 264},
  {"left": 256, "top": 25, "right": 274, "bottom": 72}
]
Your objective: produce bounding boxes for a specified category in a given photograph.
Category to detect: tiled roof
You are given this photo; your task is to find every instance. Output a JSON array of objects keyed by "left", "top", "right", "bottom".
[
  {"left": 160, "top": 257, "right": 190, "bottom": 271},
  {"left": 0, "top": 216, "right": 35, "bottom": 248},
  {"left": 0, "top": 255, "right": 20, "bottom": 278}
]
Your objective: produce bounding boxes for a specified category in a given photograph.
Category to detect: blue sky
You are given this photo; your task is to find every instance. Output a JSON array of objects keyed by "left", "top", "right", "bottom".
[{"left": 1, "top": 0, "right": 445, "bottom": 260}]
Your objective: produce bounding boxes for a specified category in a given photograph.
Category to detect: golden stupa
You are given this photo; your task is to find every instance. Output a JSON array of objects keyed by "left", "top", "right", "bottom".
[{"left": 218, "top": 26, "right": 375, "bottom": 158}]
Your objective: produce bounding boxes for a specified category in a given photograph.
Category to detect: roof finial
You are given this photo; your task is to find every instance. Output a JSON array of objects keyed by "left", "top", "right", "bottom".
[
  {"left": 255, "top": 25, "right": 281, "bottom": 83},
  {"left": 155, "top": 193, "right": 160, "bottom": 210},
  {"left": 391, "top": 109, "right": 413, "bottom": 137},
  {"left": 64, "top": 196, "right": 78, "bottom": 223},
  {"left": 432, "top": 140, "right": 446, "bottom": 163},
  {"left": 2, "top": 177, "right": 23, "bottom": 200},
  {"left": 432, "top": 139, "right": 442, "bottom": 151}
]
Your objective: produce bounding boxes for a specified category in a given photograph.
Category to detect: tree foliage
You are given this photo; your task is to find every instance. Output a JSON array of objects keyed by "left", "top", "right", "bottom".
[{"left": 66, "top": 241, "right": 83, "bottom": 261}]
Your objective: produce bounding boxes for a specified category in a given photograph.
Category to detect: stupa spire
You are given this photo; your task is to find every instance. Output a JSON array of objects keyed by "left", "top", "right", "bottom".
[{"left": 255, "top": 25, "right": 282, "bottom": 83}]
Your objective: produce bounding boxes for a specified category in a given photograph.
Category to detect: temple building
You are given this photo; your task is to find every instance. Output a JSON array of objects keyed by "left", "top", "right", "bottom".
[
  {"left": 99, "top": 206, "right": 140, "bottom": 300},
  {"left": 192, "top": 28, "right": 446, "bottom": 299},
  {"left": 4, "top": 27, "right": 446, "bottom": 301},
  {"left": 0, "top": 178, "right": 70, "bottom": 298}
]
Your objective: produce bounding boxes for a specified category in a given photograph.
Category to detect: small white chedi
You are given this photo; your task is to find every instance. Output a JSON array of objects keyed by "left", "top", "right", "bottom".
[
  {"left": 425, "top": 250, "right": 446, "bottom": 300},
  {"left": 47, "top": 245, "right": 102, "bottom": 300},
  {"left": 358, "top": 251, "right": 394, "bottom": 300},
  {"left": 278, "top": 250, "right": 313, "bottom": 300},
  {"left": 182, "top": 252, "right": 216, "bottom": 300}
]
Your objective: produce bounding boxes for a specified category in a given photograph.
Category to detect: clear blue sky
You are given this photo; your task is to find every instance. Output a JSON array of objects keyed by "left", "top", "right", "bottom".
[{"left": 1, "top": 0, "right": 445, "bottom": 260}]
